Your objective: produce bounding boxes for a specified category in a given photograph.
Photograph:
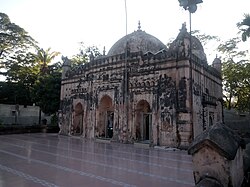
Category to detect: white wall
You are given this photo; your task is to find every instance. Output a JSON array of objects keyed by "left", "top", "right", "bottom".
[{"left": 0, "top": 104, "right": 48, "bottom": 125}]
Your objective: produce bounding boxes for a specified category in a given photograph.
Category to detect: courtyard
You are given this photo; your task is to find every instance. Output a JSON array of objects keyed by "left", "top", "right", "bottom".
[{"left": 0, "top": 133, "right": 194, "bottom": 187}]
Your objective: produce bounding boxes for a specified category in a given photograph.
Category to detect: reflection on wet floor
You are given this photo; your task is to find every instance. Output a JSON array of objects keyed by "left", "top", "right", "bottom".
[{"left": 0, "top": 133, "right": 194, "bottom": 187}]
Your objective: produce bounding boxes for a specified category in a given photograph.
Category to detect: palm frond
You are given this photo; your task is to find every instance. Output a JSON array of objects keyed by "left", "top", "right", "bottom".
[{"left": 237, "top": 13, "right": 250, "bottom": 42}]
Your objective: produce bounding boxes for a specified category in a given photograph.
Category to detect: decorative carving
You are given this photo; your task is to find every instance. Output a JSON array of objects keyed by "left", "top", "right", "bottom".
[
  {"left": 60, "top": 98, "right": 72, "bottom": 114},
  {"left": 59, "top": 98, "right": 73, "bottom": 135},
  {"left": 193, "top": 82, "right": 201, "bottom": 96},
  {"left": 178, "top": 77, "right": 187, "bottom": 111},
  {"left": 130, "top": 64, "right": 155, "bottom": 74},
  {"left": 110, "top": 72, "right": 123, "bottom": 81},
  {"left": 157, "top": 75, "right": 176, "bottom": 125}
]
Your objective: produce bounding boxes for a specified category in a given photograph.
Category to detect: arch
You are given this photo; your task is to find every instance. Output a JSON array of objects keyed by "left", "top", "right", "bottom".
[
  {"left": 97, "top": 95, "right": 114, "bottom": 139},
  {"left": 135, "top": 100, "right": 151, "bottom": 142},
  {"left": 72, "top": 102, "right": 83, "bottom": 135}
]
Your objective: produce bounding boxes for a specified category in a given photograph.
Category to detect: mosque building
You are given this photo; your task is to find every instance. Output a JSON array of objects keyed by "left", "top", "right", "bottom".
[{"left": 59, "top": 22, "right": 222, "bottom": 148}]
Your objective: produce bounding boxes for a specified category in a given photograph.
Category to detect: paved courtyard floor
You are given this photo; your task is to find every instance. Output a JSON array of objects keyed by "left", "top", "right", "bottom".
[{"left": 0, "top": 133, "right": 194, "bottom": 187}]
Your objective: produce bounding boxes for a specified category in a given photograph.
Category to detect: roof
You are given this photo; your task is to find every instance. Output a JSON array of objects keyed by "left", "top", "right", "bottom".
[
  {"left": 188, "top": 123, "right": 245, "bottom": 160},
  {"left": 107, "top": 23, "right": 167, "bottom": 56}
]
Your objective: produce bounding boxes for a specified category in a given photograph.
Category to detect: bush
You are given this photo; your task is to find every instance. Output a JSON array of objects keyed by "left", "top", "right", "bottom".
[{"left": 50, "top": 114, "right": 58, "bottom": 126}]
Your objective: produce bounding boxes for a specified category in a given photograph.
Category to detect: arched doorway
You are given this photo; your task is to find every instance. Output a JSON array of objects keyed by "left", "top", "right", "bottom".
[
  {"left": 135, "top": 100, "right": 151, "bottom": 142},
  {"left": 98, "top": 95, "right": 114, "bottom": 139},
  {"left": 72, "top": 103, "right": 83, "bottom": 135}
]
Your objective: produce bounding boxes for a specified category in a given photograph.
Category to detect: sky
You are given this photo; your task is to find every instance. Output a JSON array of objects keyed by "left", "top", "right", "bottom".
[{"left": 1, "top": 0, "right": 250, "bottom": 63}]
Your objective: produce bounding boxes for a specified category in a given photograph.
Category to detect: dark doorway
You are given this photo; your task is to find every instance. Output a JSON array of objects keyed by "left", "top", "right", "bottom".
[
  {"left": 135, "top": 100, "right": 151, "bottom": 142},
  {"left": 107, "top": 111, "right": 114, "bottom": 138},
  {"left": 72, "top": 103, "right": 83, "bottom": 135},
  {"left": 98, "top": 95, "right": 114, "bottom": 139},
  {"left": 144, "top": 114, "right": 150, "bottom": 140}
]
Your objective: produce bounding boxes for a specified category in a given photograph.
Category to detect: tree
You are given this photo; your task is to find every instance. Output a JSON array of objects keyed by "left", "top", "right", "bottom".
[
  {"left": 191, "top": 30, "right": 220, "bottom": 58},
  {"left": 237, "top": 13, "right": 250, "bottom": 42},
  {"left": 31, "top": 48, "right": 61, "bottom": 116},
  {"left": 0, "top": 12, "right": 37, "bottom": 68},
  {"left": 34, "top": 48, "right": 60, "bottom": 74},
  {"left": 71, "top": 42, "right": 101, "bottom": 66},
  {"left": 0, "top": 81, "right": 32, "bottom": 106},
  {"left": 5, "top": 52, "right": 39, "bottom": 82},
  {"left": 31, "top": 66, "right": 61, "bottom": 115},
  {"left": 0, "top": 51, "right": 39, "bottom": 106},
  {"left": 218, "top": 37, "right": 250, "bottom": 111},
  {"left": 192, "top": 30, "right": 220, "bottom": 46},
  {"left": 0, "top": 12, "right": 39, "bottom": 106}
]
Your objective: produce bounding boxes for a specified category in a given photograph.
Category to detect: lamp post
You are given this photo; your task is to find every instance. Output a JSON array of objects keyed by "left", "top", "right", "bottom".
[
  {"left": 124, "top": 0, "right": 129, "bottom": 143},
  {"left": 178, "top": 0, "right": 203, "bottom": 40},
  {"left": 178, "top": 0, "right": 203, "bottom": 141},
  {"left": 178, "top": 0, "right": 203, "bottom": 13}
]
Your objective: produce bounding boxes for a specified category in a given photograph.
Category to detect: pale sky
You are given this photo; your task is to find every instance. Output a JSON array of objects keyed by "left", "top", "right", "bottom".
[{"left": 1, "top": 0, "right": 250, "bottom": 63}]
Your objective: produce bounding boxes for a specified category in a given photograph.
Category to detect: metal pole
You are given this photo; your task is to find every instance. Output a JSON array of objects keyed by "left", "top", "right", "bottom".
[
  {"left": 189, "top": 11, "right": 194, "bottom": 141},
  {"left": 178, "top": 0, "right": 203, "bottom": 144},
  {"left": 124, "top": 0, "right": 128, "bottom": 36},
  {"left": 124, "top": 0, "right": 129, "bottom": 142}
]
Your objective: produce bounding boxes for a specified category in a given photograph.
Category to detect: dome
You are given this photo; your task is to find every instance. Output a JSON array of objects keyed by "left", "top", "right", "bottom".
[
  {"left": 108, "top": 23, "right": 167, "bottom": 56},
  {"left": 169, "top": 23, "right": 207, "bottom": 62}
]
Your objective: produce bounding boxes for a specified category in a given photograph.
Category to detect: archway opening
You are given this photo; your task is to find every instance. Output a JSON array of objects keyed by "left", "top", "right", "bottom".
[
  {"left": 98, "top": 95, "right": 114, "bottom": 139},
  {"left": 72, "top": 102, "right": 83, "bottom": 135},
  {"left": 135, "top": 100, "right": 151, "bottom": 142}
]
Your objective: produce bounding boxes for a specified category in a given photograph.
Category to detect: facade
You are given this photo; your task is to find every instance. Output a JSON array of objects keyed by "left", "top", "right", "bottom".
[{"left": 59, "top": 23, "right": 223, "bottom": 148}]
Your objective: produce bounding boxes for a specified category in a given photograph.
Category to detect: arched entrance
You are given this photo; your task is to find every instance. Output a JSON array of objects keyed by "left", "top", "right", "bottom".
[
  {"left": 72, "top": 103, "right": 83, "bottom": 135},
  {"left": 135, "top": 100, "right": 151, "bottom": 142},
  {"left": 97, "top": 95, "right": 114, "bottom": 139}
]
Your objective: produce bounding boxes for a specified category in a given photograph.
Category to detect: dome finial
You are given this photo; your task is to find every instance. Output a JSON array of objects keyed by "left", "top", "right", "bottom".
[
  {"left": 138, "top": 20, "right": 141, "bottom": 31},
  {"left": 180, "top": 22, "right": 187, "bottom": 32},
  {"left": 103, "top": 46, "right": 106, "bottom": 56}
]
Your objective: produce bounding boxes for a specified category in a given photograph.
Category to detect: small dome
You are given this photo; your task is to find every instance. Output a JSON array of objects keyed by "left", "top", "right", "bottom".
[
  {"left": 169, "top": 23, "right": 207, "bottom": 62},
  {"left": 108, "top": 23, "right": 166, "bottom": 56}
]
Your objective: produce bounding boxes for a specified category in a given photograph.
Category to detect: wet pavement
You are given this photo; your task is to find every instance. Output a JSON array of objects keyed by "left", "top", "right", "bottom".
[{"left": 0, "top": 133, "right": 194, "bottom": 187}]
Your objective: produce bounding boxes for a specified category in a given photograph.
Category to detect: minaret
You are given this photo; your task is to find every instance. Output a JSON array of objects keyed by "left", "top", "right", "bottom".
[
  {"left": 103, "top": 46, "right": 106, "bottom": 56},
  {"left": 61, "top": 56, "right": 71, "bottom": 79},
  {"left": 212, "top": 55, "right": 222, "bottom": 73}
]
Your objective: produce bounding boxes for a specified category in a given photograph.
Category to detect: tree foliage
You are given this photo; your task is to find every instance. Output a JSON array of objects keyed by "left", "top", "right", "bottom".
[
  {"left": 30, "top": 48, "right": 61, "bottom": 114},
  {"left": 5, "top": 52, "right": 39, "bottom": 82},
  {"left": 0, "top": 81, "right": 32, "bottom": 106},
  {"left": 237, "top": 13, "right": 250, "bottom": 42},
  {"left": 192, "top": 30, "right": 220, "bottom": 46},
  {"left": 34, "top": 48, "right": 60, "bottom": 74},
  {"left": 31, "top": 67, "right": 61, "bottom": 115},
  {"left": 218, "top": 37, "right": 250, "bottom": 111},
  {"left": 0, "top": 48, "right": 61, "bottom": 115},
  {"left": 71, "top": 42, "right": 101, "bottom": 66},
  {"left": 0, "top": 12, "right": 37, "bottom": 66},
  {"left": 191, "top": 30, "right": 220, "bottom": 59}
]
